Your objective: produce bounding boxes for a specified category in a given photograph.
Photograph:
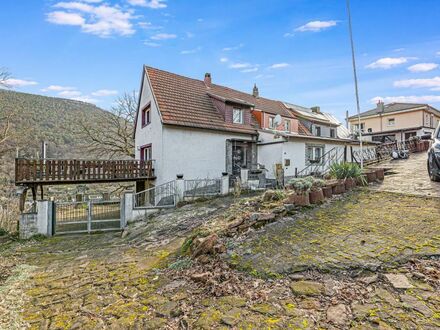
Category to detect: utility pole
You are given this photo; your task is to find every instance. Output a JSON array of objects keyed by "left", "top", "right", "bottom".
[{"left": 346, "top": 0, "right": 364, "bottom": 169}]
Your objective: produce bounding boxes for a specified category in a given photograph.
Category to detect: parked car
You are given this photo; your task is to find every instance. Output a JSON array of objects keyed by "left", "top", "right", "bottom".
[{"left": 422, "top": 124, "right": 440, "bottom": 181}]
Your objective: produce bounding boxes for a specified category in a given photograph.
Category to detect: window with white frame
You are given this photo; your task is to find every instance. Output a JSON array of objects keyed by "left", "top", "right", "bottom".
[
  {"left": 307, "top": 145, "right": 324, "bottom": 163},
  {"left": 284, "top": 120, "right": 290, "bottom": 131},
  {"left": 353, "top": 123, "right": 365, "bottom": 132},
  {"left": 268, "top": 116, "right": 275, "bottom": 129},
  {"left": 388, "top": 118, "right": 395, "bottom": 126},
  {"left": 232, "top": 108, "right": 244, "bottom": 124}
]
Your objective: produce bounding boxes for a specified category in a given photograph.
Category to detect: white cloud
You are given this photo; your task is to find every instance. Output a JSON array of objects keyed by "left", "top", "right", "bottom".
[
  {"left": 144, "top": 41, "right": 160, "bottom": 47},
  {"left": 295, "top": 20, "right": 337, "bottom": 32},
  {"left": 229, "top": 63, "right": 251, "bottom": 69},
  {"left": 222, "top": 44, "right": 244, "bottom": 52},
  {"left": 366, "top": 57, "right": 415, "bottom": 69},
  {"left": 436, "top": 51, "right": 440, "bottom": 57},
  {"left": 47, "top": 2, "right": 135, "bottom": 37},
  {"left": 255, "top": 74, "right": 275, "bottom": 80},
  {"left": 241, "top": 68, "right": 258, "bottom": 73},
  {"left": 220, "top": 57, "right": 228, "bottom": 63},
  {"left": 269, "top": 63, "right": 289, "bottom": 69},
  {"left": 58, "top": 90, "right": 82, "bottom": 97},
  {"left": 91, "top": 89, "right": 118, "bottom": 96},
  {"left": 393, "top": 48, "right": 405, "bottom": 52},
  {"left": 394, "top": 76, "right": 440, "bottom": 91},
  {"left": 127, "top": 0, "right": 167, "bottom": 9},
  {"left": 180, "top": 47, "right": 201, "bottom": 55},
  {"left": 41, "top": 85, "right": 76, "bottom": 92},
  {"left": 47, "top": 11, "right": 85, "bottom": 25},
  {"left": 150, "top": 33, "right": 176, "bottom": 40},
  {"left": 283, "top": 32, "right": 295, "bottom": 38},
  {"left": 138, "top": 21, "right": 161, "bottom": 30},
  {"left": 72, "top": 95, "right": 99, "bottom": 103},
  {"left": 371, "top": 95, "right": 440, "bottom": 104},
  {"left": 3, "top": 78, "right": 38, "bottom": 87},
  {"left": 408, "top": 63, "right": 438, "bottom": 73}
]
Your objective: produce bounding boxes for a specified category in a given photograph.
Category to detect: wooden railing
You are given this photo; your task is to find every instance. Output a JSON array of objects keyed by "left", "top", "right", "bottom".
[{"left": 15, "top": 158, "right": 155, "bottom": 184}]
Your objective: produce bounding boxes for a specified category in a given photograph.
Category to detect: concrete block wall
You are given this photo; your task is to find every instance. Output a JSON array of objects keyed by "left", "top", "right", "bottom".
[{"left": 19, "top": 201, "right": 54, "bottom": 239}]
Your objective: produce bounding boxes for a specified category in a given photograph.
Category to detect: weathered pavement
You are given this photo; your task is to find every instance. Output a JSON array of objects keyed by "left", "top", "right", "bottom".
[
  {"left": 0, "top": 158, "right": 439, "bottom": 329},
  {"left": 371, "top": 151, "right": 440, "bottom": 197}
]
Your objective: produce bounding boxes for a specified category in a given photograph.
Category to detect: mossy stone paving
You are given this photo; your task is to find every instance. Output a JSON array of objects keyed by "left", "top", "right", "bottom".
[{"left": 232, "top": 191, "right": 440, "bottom": 276}]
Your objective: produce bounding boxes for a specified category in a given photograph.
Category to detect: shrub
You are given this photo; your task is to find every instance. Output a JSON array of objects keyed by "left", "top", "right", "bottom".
[
  {"left": 329, "top": 162, "right": 364, "bottom": 181},
  {"left": 288, "top": 177, "right": 313, "bottom": 194}
]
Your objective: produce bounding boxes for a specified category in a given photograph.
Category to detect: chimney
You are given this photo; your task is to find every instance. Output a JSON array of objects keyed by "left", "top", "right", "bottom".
[
  {"left": 252, "top": 83, "right": 259, "bottom": 97},
  {"left": 204, "top": 73, "right": 211, "bottom": 86},
  {"left": 376, "top": 100, "right": 384, "bottom": 113},
  {"left": 311, "top": 106, "right": 321, "bottom": 113}
]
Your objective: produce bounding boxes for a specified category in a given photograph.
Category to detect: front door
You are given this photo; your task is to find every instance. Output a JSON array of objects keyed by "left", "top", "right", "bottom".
[{"left": 232, "top": 142, "right": 249, "bottom": 176}]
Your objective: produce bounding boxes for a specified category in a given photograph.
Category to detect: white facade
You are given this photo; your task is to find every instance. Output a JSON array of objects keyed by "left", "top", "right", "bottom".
[
  {"left": 257, "top": 130, "right": 370, "bottom": 179},
  {"left": 135, "top": 72, "right": 254, "bottom": 186}
]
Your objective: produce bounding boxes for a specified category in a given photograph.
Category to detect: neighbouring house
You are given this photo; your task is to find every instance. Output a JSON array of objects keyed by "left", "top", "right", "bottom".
[
  {"left": 348, "top": 101, "right": 440, "bottom": 143},
  {"left": 134, "top": 66, "right": 368, "bottom": 189},
  {"left": 258, "top": 103, "right": 363, "bottom": 181}
]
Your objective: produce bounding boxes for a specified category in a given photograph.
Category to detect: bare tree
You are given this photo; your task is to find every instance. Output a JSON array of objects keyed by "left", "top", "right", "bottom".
[
  {"left": 0, "top": 68, "right": 13, "bottom": 157},
  {"left": 76, "top": 91, "right": 136, "bottom": 159},
  {"left": 0, "top": 68, "right": 11, "bottom": 88}
]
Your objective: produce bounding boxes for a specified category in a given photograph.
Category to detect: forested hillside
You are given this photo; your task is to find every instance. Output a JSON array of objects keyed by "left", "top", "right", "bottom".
[{"left": 0, "top": 89, "right": 111, "bottom": 160}]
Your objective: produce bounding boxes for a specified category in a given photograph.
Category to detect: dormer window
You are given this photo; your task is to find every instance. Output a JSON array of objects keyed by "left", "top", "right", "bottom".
[
  {"left": 233, "top": 108, "right": 244, "bottom": 124},
  {"left": 315, "top": 126, "right": 321, "bottom": 137}
]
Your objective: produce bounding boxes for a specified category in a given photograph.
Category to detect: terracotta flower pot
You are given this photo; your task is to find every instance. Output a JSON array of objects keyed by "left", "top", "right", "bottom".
[
  {"left": 356, "top": 175, "right": 368, "bottom": 186},
  {"left": 332, "top": 181, "right": 346, "bottom": 194},
  {"left": 365, "top": 171, "right": 377, "bottom": 183},
  {"left": 309, "top": 189, "right": 324, "bottom": 204},
  {"left": 375, "top": 168, "right": 385, "bottom": 181},
  {"left": 322, "top": 186, "right": 333, "bottom": 199},
  {"left": 345, "top": 178, "right": 356, "bottom": 190},
  {"left": 293, "top": 193, "right": 310, "bottom": 206}
]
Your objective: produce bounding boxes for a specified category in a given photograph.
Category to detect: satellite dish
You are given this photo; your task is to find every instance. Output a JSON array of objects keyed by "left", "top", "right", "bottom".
[{"left": 273, "top": 114, "right": 282, "bottom": 127}]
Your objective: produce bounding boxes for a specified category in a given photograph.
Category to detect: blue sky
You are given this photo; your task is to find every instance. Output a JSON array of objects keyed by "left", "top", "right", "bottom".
[{"left": 1, "top": 0, "right": 440, "bottom": 121}]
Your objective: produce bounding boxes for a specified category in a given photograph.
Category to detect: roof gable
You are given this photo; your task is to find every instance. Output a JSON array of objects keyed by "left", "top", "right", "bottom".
[
  {"left": 349, "top": 102, "right": 440, "bottom": 119},
  {"left": 145, "top": 66, "right": 257, "bottom": 135}
]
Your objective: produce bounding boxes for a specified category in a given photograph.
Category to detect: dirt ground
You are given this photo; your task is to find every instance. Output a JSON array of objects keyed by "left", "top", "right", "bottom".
[{"left": 0, "top": 159, "right": 439, "bottom": 329}]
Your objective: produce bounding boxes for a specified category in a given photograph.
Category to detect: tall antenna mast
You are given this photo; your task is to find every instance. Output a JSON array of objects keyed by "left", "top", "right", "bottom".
[{"left": 346, "top": 0, "right": 364, "bottom": 169}]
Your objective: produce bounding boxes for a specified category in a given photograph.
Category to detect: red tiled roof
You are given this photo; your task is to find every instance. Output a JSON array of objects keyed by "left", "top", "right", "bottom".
[
  {"left": 208, "top": 83, "right": 294, "bottom": 118},
  {"left": 298, "top": 121, "right": 312, "bottom": 136},
  {"left": 145, "top": 66, "right": 293, "bottom": 135}
]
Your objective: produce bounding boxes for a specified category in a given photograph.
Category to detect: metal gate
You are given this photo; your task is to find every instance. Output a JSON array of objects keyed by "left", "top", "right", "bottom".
[{"left": 54, "top": 200, "right": 122, "bottom": 235}]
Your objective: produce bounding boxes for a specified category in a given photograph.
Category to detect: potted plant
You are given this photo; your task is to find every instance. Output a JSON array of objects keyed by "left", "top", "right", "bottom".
[
  {"left": 375, "top": 168, "right": 385, "bottom": 181},
  {"left": 287, "top": 177, "right": 312, "bottom": 206},
  {"left": 329, "top": 162, "right": 367, "bottom": 190},
  {"left": 306, "top": 177, "right": 326, "bottom": 204}
]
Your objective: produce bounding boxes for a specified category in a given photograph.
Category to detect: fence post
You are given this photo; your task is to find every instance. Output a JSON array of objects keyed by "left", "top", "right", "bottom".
[
  {"left": 221, "top": 173, "right": 229, "bottom": 195},
  {"left": 176, "top": 175, "right": 185, "bottom": 203},
  {"left": 240, "top": 169, "right": 249, "bottom": 185},
  {"left": 87, "top": 201, "right": 92, "bottom": 233},
  {"left": 123, "top": 191, "right": 134, "bottom": 224}
]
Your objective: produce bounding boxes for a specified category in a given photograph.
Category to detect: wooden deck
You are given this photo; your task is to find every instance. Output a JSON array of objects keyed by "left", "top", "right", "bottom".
[{"left": 15, "top": 158, "right": 155, "bottom": 185}]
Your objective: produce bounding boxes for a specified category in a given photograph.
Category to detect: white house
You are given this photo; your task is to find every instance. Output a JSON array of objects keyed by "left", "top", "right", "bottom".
[{"left": 134, "top": 66, "right": 370, "bottom": 190}]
